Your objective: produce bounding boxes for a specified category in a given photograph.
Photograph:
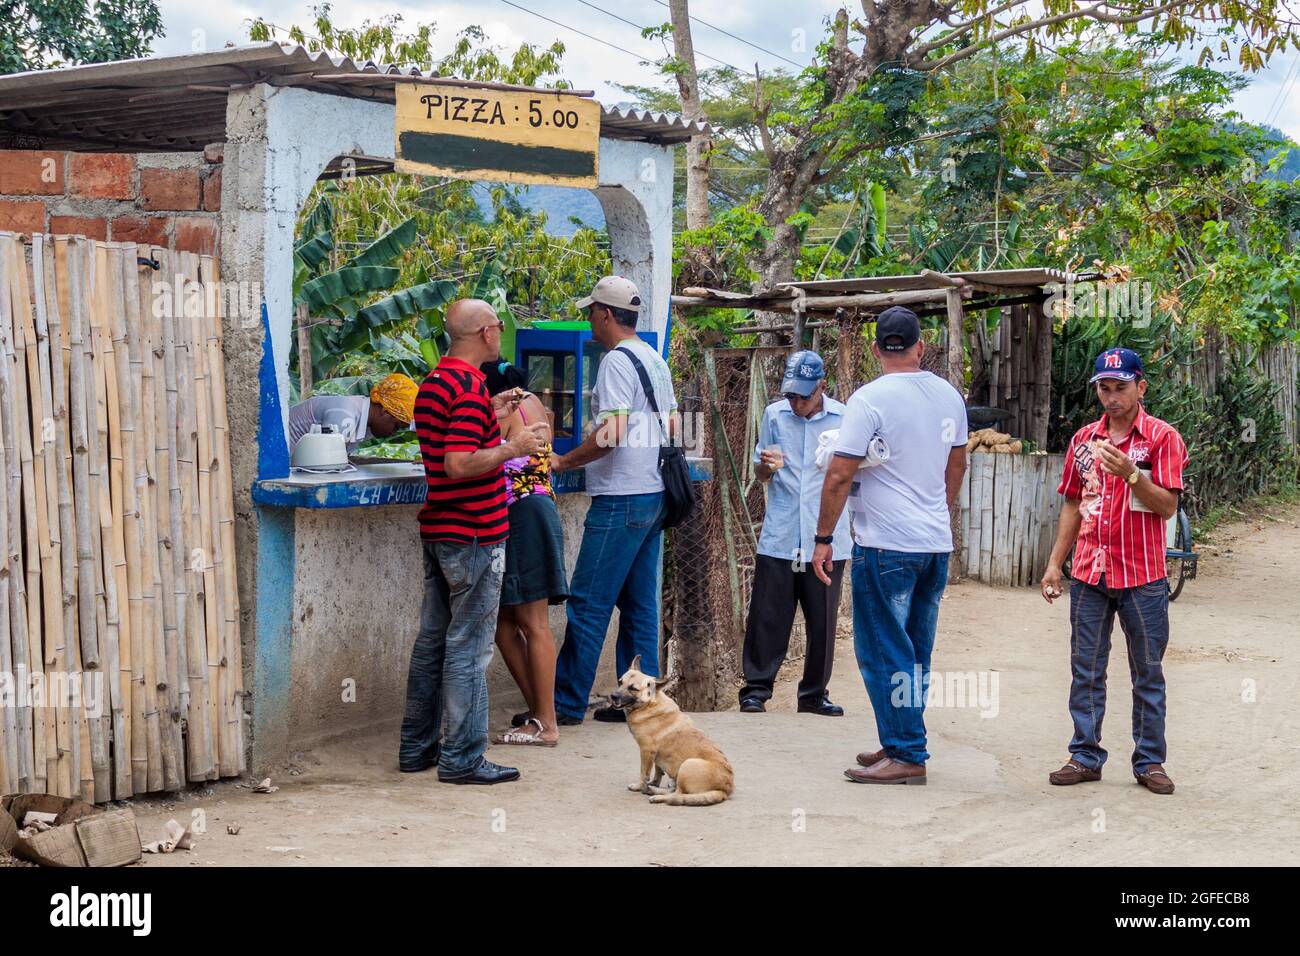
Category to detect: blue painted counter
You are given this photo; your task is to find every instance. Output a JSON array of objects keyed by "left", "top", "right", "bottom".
[{"left": 252, "top": 458, "right": 714, "bottom": 509}]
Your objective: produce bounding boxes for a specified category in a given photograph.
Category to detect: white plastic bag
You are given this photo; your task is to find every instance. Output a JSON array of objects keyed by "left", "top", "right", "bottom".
[{"left": 815, "top": 428, "right": 889, "bottom": 472}]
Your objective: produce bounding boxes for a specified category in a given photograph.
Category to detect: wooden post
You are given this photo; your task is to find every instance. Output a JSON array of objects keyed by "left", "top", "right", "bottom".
[
  {"left": 1030, "top": 298, "right": 1052, "bottom": 448},
  {"left": 66, "top": 238, "right": 103, "bottom": 801},
  {"left": 14, "top": 236, "right": 51, "bottom": 794},
  {"left": 296, "top": 301, "right": 312, "bottom": 399},
  {"left": 944, "top": 289, "right": 964, "bottom": 391},
  {"left": 835, "top": 309, "right": 853, "bottom": 401},
  {"left": 174, "top": 253, "right": 214, "bottom": 782},
  {"left": 203, "top": 255, "right": 244, "bottom": 775},
  {"left": 945, "top": 289, "right": 966, "bottom": 577},
  {"left": 0, "top": 248, "right": 17, "bottom": 795},
  {"left": 93, "top": 243, "right": 131, "bottom": 800}
]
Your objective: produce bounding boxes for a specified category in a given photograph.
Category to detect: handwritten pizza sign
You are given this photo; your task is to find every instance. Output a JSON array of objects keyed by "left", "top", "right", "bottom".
[{"left": 394, "top": 81, "right": 600, "bottom": 188}]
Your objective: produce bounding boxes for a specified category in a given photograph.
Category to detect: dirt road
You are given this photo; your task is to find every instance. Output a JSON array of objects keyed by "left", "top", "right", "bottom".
[{"left": 129, "top": 504, "right": 1299, "bottom": 866}]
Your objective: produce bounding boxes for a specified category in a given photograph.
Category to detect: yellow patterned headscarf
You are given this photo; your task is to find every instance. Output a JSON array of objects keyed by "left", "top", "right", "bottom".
[{"left": 370, "top": 373, "right": 418, "bottom": 424}]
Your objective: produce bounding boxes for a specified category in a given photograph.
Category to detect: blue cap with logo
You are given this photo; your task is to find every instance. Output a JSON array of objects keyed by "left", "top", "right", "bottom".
[
  {"left": 1089, "top": 347, "right": 1144, "bottom": 384},
  {"left": 780, "top": 350, "right": 826, "bottom": 398}
]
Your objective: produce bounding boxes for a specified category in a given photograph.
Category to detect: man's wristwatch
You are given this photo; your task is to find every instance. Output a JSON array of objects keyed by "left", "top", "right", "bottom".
[
  {"left": 1125, "top": 468, "right": 1139, "bottom": 486},
  {"left": 814, "top": 534, "right": 834, "bottom": 545}
]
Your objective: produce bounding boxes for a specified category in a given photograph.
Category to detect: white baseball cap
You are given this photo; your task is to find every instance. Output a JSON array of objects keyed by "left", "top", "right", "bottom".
[{"left": 575, "top": 275, "right": 642, "bottom": 313}]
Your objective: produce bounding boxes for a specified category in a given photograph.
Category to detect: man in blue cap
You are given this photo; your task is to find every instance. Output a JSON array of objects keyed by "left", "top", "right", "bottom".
[
  {"left": 739, "top": 350, "right": 852, "bottom": 716},
  {"left": 1041, "top": 347, "right": 1187, "bottom": 795}
]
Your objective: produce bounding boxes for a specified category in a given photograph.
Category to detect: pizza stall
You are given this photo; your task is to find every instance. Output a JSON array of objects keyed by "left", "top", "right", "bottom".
[{"left": 0, "top": 43, "right": 709, "bottom": 795}]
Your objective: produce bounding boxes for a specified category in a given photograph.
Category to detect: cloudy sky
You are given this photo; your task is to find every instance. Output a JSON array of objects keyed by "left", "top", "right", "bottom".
[{"left": 155, "top": 0, "right": 1300, "bottom": 142}]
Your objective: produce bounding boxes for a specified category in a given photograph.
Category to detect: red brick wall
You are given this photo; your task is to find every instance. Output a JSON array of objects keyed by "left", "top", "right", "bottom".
[{"left": 0, "top": 145, "right": 223, "bottom": 254}]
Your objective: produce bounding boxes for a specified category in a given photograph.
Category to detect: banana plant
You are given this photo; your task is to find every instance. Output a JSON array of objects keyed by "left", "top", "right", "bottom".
[{"left": 291, "top": 192, "right": 460, "bottom": 383}]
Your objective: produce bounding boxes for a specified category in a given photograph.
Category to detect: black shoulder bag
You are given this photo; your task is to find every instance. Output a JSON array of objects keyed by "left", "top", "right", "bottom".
[{"left": 614, "top": 346, "right": 697, "bottom": 529}]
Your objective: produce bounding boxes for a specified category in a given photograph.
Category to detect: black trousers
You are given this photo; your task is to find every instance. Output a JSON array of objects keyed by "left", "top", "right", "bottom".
[{"left": 740, "top": 554, "right": 846, "bottom": 705}]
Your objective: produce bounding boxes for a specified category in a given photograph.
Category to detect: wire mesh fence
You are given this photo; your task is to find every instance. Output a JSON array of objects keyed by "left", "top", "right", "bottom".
[{"left": 662, "top": 313, "right": 948, "bottom": 710}]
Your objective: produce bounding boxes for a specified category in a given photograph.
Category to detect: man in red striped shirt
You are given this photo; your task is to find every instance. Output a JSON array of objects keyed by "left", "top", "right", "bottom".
[
  {"left": 1041, "top": 347, "right": 1188, "bottom": 795},
  {"left": 399, "top": 299, "right": 546, "bottom": 785}
]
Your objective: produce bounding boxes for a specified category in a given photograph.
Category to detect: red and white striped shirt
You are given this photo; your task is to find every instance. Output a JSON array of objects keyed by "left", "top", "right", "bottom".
[{"left": 1057, "top": 406, "right": 1188, "bottom": 589}]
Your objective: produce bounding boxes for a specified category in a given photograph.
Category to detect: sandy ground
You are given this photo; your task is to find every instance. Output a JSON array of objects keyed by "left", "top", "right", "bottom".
[{"left": 126, "top": 503, "right": 1299, "bottom": 866}]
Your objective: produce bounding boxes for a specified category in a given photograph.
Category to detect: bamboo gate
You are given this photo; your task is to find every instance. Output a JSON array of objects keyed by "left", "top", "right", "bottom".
[{"left": 0, "top": 231, "right": 244, "bottom": 803}]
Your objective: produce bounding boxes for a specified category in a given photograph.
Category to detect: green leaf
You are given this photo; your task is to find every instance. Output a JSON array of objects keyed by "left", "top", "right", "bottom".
[
  {"left": 346, "top": 217, "right": 420, "bottom": 268},
  {"left": 293, "top": 231, "right": 334, "bottom": 274},
  {"left": 419, "top": 338, "right": 441, "bottom": 369},
  {"left": 296, "top": 266, "right": 401, "bottom": 313},
  {"left": 354, "top": 278, "right": 459, "bottom": 328}
]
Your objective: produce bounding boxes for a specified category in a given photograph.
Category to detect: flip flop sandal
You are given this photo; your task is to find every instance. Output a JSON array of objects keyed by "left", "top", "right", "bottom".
[{"left": 493, "top": 717, "right": 559, "bottom": 747}]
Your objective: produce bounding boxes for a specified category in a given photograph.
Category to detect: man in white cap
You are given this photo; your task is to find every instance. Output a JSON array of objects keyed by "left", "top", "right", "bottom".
[{"left": 551, "top": 276, "right": 678, "bottom": 724}]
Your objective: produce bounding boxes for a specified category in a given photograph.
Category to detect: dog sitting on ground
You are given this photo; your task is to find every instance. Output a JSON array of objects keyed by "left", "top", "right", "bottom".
[{"left": 608, "top": 656, "right": 734, "bottom": 806}]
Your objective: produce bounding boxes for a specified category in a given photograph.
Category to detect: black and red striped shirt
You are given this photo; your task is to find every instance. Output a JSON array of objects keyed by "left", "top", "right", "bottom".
[{"left": 415, "top": 357, "right": 509, "bottom": 544}]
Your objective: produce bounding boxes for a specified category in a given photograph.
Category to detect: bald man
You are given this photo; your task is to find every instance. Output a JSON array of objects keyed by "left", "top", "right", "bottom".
[{"left": 399, "top": 298, "right": 547, "bottom": 785}]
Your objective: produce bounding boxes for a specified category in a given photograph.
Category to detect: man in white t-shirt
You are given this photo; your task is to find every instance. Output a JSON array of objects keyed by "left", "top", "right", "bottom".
[
  {"left": 811, "top": 306, "right": 968, "bottom": 786},
  {"left": 551, "top": 276, "right": 677, "bottom": 725}
]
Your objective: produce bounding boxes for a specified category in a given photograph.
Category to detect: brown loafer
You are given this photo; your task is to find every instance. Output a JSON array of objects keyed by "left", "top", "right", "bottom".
[
  {"left": 1135, "top": 765, "right": 1175, "bottom": 795},
  {"left": 1048, "top": 759, "right": 1102, "bottom": 786},
  {"left": 856, "top": 748, "right": 887, "bottom": 768},
  {"left": 844, "top": 757, "right": 926, "bottom": 785}
]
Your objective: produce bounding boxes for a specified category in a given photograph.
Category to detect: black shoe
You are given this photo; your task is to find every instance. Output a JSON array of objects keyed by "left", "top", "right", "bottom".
[
  {"left": 398, "top": 748, "right": 440, "bottom": 773},
  {"left": 510, "top": 711, "right": 531, "bottom": 728},
  {"left": 437, "top": 760, "right": 521, "bottom": 785},
  {"left": 556, "top": 713, "right": 584, "bottom": 726},
  {"left": 739, "top": 697, "right": 765, "bottom": 713},
  {"left": 797, "top": 695, "right": 844, "bottom": 717},
  {"left": 399, "top": 758, "right": 436, "bottom": 773},
  {"left": 593, "top": 706, "right": 626, "bottom": 723}
]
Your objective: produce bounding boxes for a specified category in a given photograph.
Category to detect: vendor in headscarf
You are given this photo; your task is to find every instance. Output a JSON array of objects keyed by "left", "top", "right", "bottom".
[{"left": 288, "top": 372, "right": 418, "bottom": 451}]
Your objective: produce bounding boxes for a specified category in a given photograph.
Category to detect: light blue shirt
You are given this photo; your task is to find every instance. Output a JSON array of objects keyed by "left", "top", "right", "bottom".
[{"left": 754, "top": 397, "right": 852, "bottom": 563}]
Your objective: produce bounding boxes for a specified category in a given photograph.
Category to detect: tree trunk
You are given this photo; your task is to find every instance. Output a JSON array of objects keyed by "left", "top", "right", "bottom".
[{"left": 669, "top": 0, "right": 712, "bottom": 232}]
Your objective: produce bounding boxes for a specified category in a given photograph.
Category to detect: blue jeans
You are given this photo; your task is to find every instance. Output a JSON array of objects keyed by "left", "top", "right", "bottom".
[
  {"left": 1067, "top": 575, "right": 1170, "bottom": 773},
  {"left": 399, "top": 539, "right": 503, "bottom": 774},
  {"left": 553, "top": 492, "right": 664, "bottom": 721},
  {"left": 850, "top": 545, "right": 950, "bottom": 765}
]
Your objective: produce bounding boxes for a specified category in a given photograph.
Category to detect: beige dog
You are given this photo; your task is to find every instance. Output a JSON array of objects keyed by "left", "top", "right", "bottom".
[{"left": 609, "top": 656, "right": 734, "bottom": 806}]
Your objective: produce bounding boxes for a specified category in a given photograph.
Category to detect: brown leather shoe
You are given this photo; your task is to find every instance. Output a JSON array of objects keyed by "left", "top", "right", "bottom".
[
  {"left": 856, "top": 748, "right": 887, "bottom": 768},
  {"left": 844, "top": 757, "right": 926, "bottom": 785},
  {"left": 1135, "top": 765, "right": 1175, "bottom": 795},
  {"left": 1048, "top": 759, "right": 1102, "bottom": 786}
]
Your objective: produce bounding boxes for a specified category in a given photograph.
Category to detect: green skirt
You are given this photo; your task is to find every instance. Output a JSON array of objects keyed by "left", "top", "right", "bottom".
[{"left": 500, "top": 493, "right": 570, "bottom": 607}]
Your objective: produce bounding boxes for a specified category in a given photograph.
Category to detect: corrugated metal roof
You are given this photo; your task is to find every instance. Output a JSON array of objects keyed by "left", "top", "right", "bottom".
[{"left": 0, "top": 43, "right": 709, "bottom": 152}]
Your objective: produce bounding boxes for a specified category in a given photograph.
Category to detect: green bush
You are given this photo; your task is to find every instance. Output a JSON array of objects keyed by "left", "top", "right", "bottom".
[{"left": 1051, "top": 315, "right": 1293, "bottom": 519}]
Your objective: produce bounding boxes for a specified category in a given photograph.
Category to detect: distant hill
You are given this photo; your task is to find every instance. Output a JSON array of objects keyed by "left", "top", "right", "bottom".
[
  {"left": 1259, "top": 124, "right": 1300, "bottom": 181},
  {"left": 472, "top": 183, "right": 606, "bottom": 236}
]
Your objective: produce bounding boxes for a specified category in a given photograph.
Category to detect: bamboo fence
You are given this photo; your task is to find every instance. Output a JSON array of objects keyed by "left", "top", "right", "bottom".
[
  {"left": 959, "top": 451, "right": 1067, "bottom": 587},
  {"left": 0, "top": 231, "right": 244, "bottom": 802}
]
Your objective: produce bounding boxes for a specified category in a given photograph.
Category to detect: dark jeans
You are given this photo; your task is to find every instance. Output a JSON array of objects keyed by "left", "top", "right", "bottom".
[
  {"left": 399, "top": 539, "right": 504, "bottom": 774},
  {"left": 850, "top": 545, "right": 949, "bottom": 765},
  {"left": 1067, "top": 575, "right": 1170, "bottom": 773},
  {"left": 553, "top": 492, "right": 664, "bottom": 721},
  {"left": 740, "top": 555, "right": 845, "bottom": 705}
]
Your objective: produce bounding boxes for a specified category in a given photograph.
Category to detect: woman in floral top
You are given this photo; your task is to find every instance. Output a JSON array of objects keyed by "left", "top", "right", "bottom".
[{"left": 482, "top": 360, "right": 569, "bottom": 747}]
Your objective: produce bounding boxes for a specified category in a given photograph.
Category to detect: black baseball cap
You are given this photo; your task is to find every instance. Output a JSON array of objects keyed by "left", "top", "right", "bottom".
[{"left": 876, "top": 306, "right": 921, "bottom": 352}]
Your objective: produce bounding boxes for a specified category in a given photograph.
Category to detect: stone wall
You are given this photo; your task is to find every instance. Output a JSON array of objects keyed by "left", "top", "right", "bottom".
[{"left": 286, "top": 494, "right": 622, "bottom": 755}]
